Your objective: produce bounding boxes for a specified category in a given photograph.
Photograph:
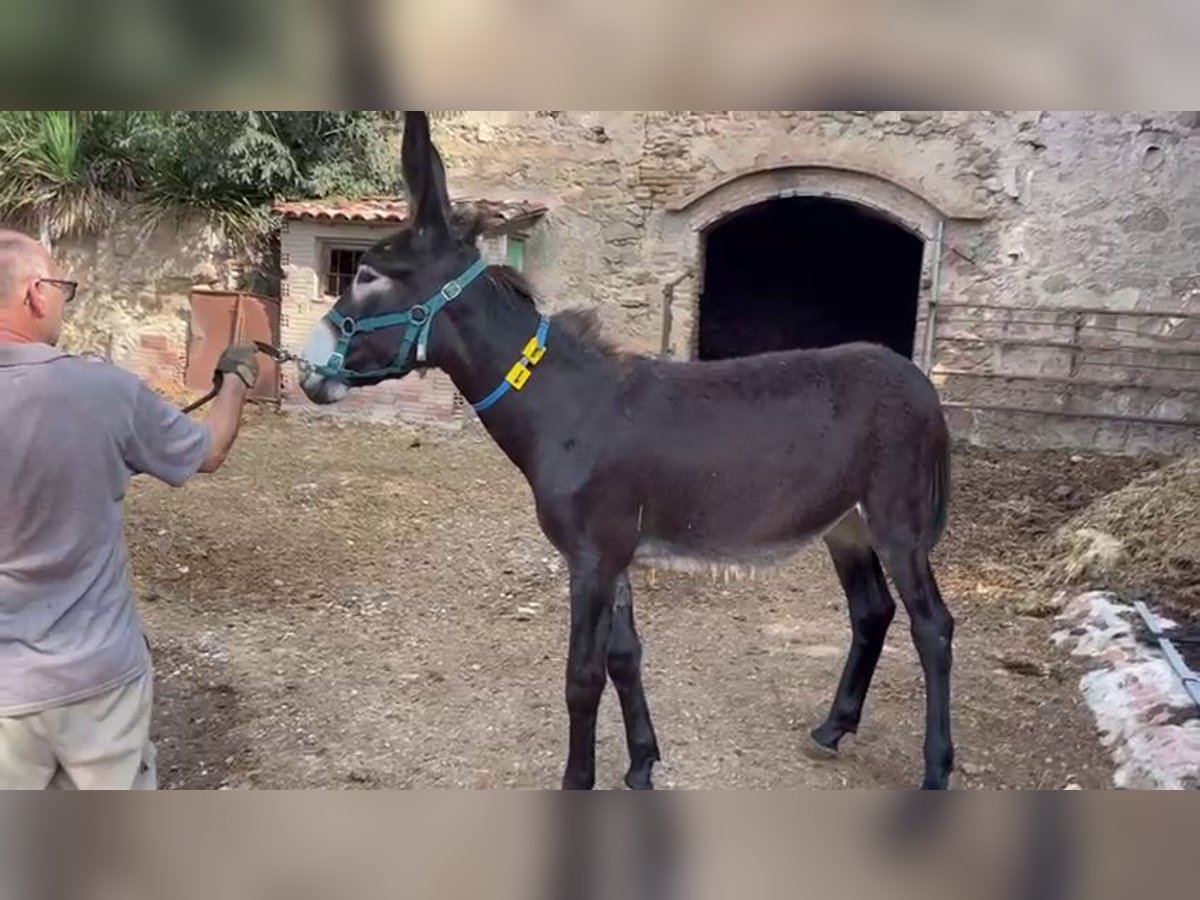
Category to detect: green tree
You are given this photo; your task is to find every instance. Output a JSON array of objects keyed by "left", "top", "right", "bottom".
[
  {"left": 133, "top": 111, "right": 402, "bottom": 246},
  {"left": 0, "top": 111, "right": 402, "bottom": 247}
]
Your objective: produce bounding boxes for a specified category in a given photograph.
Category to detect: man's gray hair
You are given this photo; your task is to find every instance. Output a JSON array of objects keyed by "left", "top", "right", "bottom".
[{"left": 0, "top": 231, "right": 48, "bottom": 304}]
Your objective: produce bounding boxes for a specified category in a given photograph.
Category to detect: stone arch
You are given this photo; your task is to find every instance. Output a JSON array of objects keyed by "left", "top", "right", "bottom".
[
  {"left": 670, "top": 162, "right": 971, "bottom": 240},
  {"left": 646, "top": 161, "right": 988, "bottom": 362}
]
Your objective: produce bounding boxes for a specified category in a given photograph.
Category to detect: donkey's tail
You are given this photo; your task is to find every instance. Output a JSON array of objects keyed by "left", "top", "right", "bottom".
[{"left": 929, "top": 437, "right": 951, "bottom": 547}]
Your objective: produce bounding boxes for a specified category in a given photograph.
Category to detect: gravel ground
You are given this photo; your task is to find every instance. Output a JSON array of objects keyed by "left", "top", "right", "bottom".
[{"left": 125, "top": 410, "right": 1157, "bottom": 789}]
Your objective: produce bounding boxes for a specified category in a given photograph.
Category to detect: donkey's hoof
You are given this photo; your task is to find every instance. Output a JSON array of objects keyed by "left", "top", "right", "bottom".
[
  {"left": 624, "top": 769, "right": 656, "bottom": 790},
  {"left": 809, "top": 720, "right": 850, "bottom": 754},
  {"left": 624, "top": 749, "right": 660, "bottom": 790}
]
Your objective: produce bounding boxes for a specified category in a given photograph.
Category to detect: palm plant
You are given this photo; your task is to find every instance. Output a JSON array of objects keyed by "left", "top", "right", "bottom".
[{"left": 0, "top": 111, "right": 140, "bottom": 248}]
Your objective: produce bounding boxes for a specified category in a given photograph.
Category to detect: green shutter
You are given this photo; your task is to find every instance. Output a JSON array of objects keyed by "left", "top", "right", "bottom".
[{"left": 506, "top": 237, "right": 525, "bottom": 271}]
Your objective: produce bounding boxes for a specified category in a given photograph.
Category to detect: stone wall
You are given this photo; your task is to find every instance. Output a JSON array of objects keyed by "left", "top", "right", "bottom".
[
  {"left": 429, "top": 111, "right": 1200, "bottom": 453},
  {"left": 55, "top": 211, "right": 249, "bottom": 393},
  {"left": 931, "top": 112, "right": 1200, "bottom": 454},
  {"left": 47, "top": 113, "right": 1200, "bottom": 453}
]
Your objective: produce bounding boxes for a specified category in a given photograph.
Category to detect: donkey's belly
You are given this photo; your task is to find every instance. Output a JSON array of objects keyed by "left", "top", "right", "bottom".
[
  {"left": 632, "top": 539, "right": 811, "bottom": 575},
  {"left": 632, "top": 511, "right": 850, "bottom": 575},
  {"left": 629, "top": 452, "right": 863, "bottom": 575}
]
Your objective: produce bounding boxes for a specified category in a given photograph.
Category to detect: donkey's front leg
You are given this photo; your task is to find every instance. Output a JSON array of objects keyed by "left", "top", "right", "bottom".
[
  {"left": 562, "top": 557, "right": 618, "bottom": 790},
  {"left": 609, "top": 572, "right": 660, "bottom": 789}
]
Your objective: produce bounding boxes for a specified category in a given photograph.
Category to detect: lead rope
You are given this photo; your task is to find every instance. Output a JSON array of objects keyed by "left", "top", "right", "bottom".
[{"left": 180, "top": 341, "right": 297, "bottom": 414}]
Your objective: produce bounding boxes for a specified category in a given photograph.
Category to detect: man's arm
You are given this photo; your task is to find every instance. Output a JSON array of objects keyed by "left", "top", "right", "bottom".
[
  {"left": 198, "top": 343, "right": 259, "bottom": 474},
  {"left": 123, "top": 344, "right": 258, "bottom": 486},
  {"left": 198, "top": 376, "right": 249, "bottom": 473}
]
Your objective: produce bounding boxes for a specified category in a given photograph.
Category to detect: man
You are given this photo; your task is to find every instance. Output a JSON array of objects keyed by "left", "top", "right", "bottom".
[{"left": 0, "top": 229, "right": 259, "bottom": 789}]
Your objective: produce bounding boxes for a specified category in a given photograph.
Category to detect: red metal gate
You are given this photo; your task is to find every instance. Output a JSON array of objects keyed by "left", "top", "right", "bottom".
[{"left": 186, "top": 290, "right": 281, "bottom": 403}]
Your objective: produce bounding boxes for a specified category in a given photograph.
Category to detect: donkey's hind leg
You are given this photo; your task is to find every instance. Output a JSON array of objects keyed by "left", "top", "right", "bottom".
[
  {"left": 811, "top": 510, "right": 897, "bottom": 752},
  {"left": 876, "top": 542, "right": 954, "bottom": 790},
  {"left": 608, "top": 572, "right": 661, "bottom": 789}
]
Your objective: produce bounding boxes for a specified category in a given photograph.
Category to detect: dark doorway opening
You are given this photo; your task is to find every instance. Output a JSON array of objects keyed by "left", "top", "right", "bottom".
[{"left": 697, "top": 197, "right": 923, "bottom": 361}]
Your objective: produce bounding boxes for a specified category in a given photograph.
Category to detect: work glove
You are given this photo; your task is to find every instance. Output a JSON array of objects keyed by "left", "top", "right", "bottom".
[{"left": 215, "top": 342, "right": 260, "bottom": 389}]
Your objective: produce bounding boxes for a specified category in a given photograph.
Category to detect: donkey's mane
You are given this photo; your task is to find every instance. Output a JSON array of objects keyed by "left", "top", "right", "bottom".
[
  {"left": 453, "top": 207, "right": 629, "bottom": 361},
  {"left": 485, "top": 264, "right": 627, "bottom": 362}
]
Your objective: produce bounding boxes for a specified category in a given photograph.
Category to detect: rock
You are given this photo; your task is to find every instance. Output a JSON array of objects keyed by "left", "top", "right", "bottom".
[
  {"left": 960, "top": 762, "right": 985, "bottom": 777},
  {"left": 1118, "top": 206, "right": 1170, "bottom": 234},
  {"left": 602, "top": 221, "right": 640, "bottom": 244},
  {"left": 1042, "top": 273, "right": 1074, "bottom": 294},
  {"left": 195, "top": 630, "right": 229, "bottom": 662},
  {"left": 1051, "top": 484, "right": 1074, "bottom": 502},
  {"left": 1142, "top": 146, "right": 1166, "bottom": 172},
  {"left": 190, "top": 261, "right": 220, "bottom": 285},
  {"left": 1018, "top": 593, "right": 1067, "bottom": 619}
]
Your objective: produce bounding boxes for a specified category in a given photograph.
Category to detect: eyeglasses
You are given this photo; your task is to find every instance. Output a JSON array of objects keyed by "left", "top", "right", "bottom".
[{"left": 36, "top": 278, "right": 78, "bottom": 304}]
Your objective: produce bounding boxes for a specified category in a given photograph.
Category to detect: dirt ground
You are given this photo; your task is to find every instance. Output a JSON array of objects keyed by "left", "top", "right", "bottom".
[{"left": 126, "top": 409, "right": 1164, "bottom": 789}]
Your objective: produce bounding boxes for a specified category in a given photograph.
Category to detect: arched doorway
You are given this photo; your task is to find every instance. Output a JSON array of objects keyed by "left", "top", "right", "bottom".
[{"left": 697, "top": 197, "right": 924, "bottom": 361}]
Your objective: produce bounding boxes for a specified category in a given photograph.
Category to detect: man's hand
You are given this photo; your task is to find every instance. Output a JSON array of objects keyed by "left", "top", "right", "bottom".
[{"left": 215, "top": 343, "right": 260, "bottom": 390}]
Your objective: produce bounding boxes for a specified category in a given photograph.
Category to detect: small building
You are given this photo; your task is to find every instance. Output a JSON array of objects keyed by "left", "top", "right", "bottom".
[{"left": 274, "top": 196, "right": 547, "bottom": 425}]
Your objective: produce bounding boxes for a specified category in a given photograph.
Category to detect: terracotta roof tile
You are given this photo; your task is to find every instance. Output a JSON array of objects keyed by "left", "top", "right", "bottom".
[{"left": 273, "top": 196, "right": 547, "bottom": 231}]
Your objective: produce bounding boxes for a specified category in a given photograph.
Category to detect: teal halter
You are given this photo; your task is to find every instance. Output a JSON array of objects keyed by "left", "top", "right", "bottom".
[{"left": 313, "top": 257, "right": 488, "bottom": 382}]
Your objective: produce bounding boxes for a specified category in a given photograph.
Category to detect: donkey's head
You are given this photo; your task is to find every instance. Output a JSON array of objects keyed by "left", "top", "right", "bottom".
[{"left": 299, "top": 111, "right": 484, "bottom": 404}]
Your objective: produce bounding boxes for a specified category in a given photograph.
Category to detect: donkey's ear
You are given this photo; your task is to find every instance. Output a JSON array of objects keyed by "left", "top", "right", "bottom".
[{"left": 402, "top": 111, "right": 452, "bottom": 236}]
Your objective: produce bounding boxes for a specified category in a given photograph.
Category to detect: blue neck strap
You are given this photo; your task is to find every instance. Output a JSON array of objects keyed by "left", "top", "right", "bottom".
[{"left": 472, "top": 315, "right": 551, "bottom": 413}]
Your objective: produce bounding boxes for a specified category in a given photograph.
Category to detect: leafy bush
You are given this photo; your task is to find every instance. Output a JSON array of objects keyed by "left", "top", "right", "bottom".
[{"left": 0, "top": 111, "right": 401, "bottom": 246}]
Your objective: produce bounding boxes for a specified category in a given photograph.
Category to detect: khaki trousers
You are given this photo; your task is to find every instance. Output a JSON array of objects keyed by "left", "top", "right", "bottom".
[{"left": 0, "top": 670, "right": 156, "bottom": 790}]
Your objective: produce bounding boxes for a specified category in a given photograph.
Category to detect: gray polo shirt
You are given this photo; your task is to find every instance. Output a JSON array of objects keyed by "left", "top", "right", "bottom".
[{"left": 0, "top": 342, "right": 211, "bottom": 717}]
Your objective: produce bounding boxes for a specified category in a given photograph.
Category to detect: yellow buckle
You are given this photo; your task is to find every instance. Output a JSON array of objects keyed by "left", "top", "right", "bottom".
[
  {"left": 505, "top": 361, "right": 532, "bottom": 390},
  {"left": 523, "top": 337, "right": 546, "bottom": 365}
]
